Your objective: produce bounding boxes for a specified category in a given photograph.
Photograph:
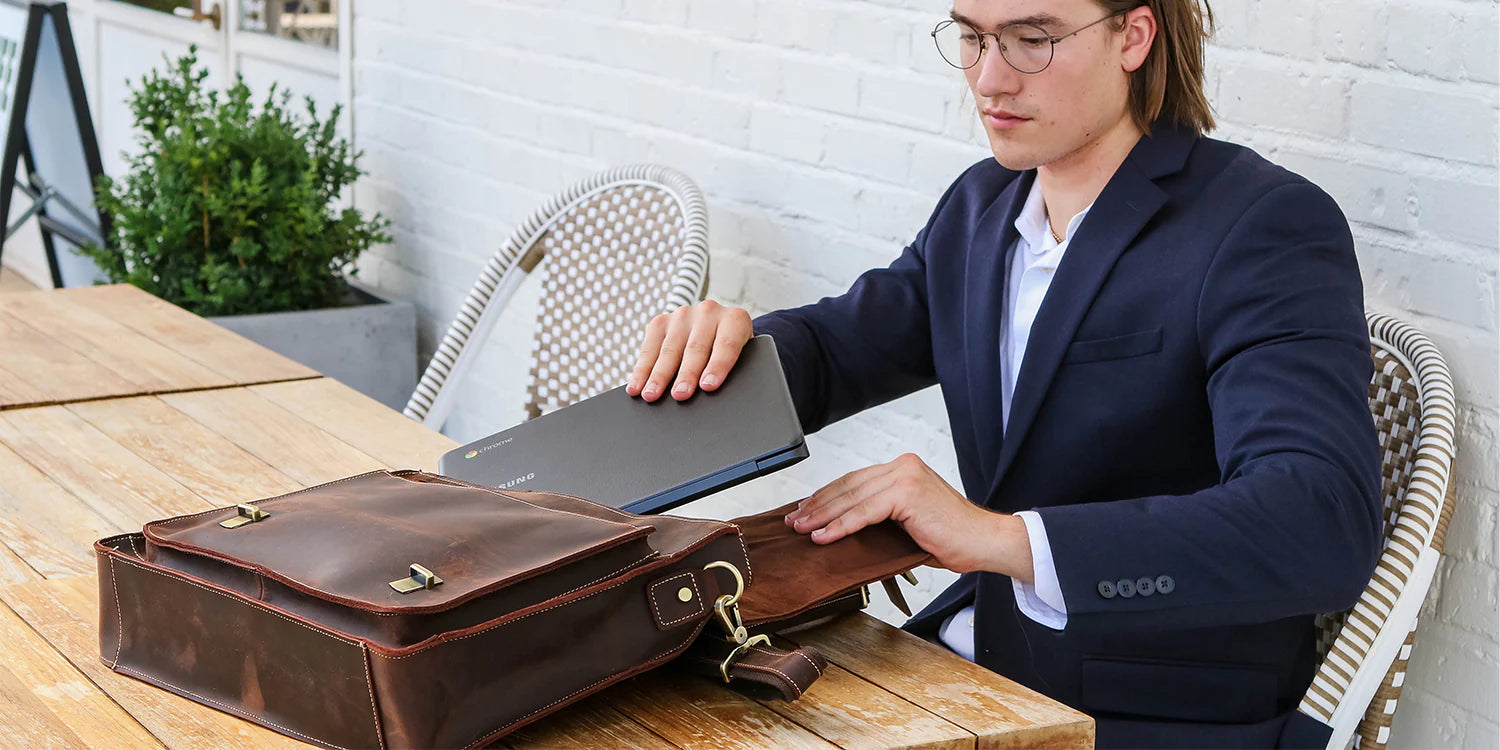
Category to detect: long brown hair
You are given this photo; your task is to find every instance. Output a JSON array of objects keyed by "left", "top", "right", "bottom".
[{"left": 1096, "top": 0, "right": 1216, "bottom": 134}]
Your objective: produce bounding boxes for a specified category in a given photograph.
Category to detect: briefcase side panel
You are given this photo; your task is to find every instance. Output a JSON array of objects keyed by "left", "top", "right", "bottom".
[
  {"left": 97, "top": 540, "right": 385, "bottom": 750},
  {"left": 368, "top": 532, "right": 747, "bottom": 749}
]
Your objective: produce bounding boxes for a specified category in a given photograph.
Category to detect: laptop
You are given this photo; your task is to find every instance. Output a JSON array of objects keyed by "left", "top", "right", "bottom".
[{"left": 440, "top": 335, "right": 808, "bottom": 514}]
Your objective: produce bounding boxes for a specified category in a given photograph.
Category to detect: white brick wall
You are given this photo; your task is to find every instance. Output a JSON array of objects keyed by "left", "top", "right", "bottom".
[{"left": 349, "top": 1, "right": 1498, "bottom": 744}]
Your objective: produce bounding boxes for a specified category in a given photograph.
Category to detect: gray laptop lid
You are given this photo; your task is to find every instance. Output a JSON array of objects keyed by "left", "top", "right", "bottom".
[{"left": 440, "top": 335, "right": 807, "bottom": 514}]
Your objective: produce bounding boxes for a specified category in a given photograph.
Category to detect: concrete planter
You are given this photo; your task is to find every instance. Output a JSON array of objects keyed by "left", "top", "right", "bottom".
[{"left": 210, "top": 282, "right": 417, "bottom": 410}]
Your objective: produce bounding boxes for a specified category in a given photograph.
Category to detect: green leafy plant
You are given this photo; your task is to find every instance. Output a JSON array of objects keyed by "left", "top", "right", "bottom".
[{"left": 84, "top": 47, "right": 390, "bottom": 316}]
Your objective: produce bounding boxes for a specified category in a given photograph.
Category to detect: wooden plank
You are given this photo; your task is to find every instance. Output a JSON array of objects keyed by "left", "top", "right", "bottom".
[
  {"left": 605, "top": 670, "right": 838, "bottom": 750},
  {"left": 0, "top": 406, "right": 215, "bottom": 530},
  {"left": 159, "top": 388, "right": 387, "bottom": 486},
  {"left": 0, "top": 353, "right": 52, "bottom": 405},
  {"left": 1, "top": 576, "right": 312, "bottom": 749},
  {"left": 0, "top": 265, "right": 39, "bottom": 292},
  {"left": 251, "top": 378, "right": 458, "bottom": 472},
  {"left": 751, "top": 649, "right": 974, "bottom": 750},
  {"left": 0, "top": 442, "right": 117, "bottom": 578},
  {"left": 504, "top": 693, "right": 676, "bottom": 749},
  {"left": 0, "top": 598, "right": 165, "bottom": 748},
  {"left": 0, "top": 537, "right": 43, "bottom": 585},
  {"left": 68, "top": 396, "right": 304, "bottom": 508},
  {"left": 0, "top": 309, "right": 139, "bottom": 408},
  {"left": 0, "top": 288, "right": 233, "bottom": 394},
  {"left": 61, "top": 284, "right": 319, "bottom": 384},
  {"left": 786, "top": 616, "right": 1094, "bottom": 750},
  {"left": 0, "top": 661, "right": 91, "bottom": 749}
]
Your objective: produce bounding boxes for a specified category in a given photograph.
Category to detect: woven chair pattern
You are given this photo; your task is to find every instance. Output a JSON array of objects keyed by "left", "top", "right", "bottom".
[
  {"left": 1299, "top": 312, "right": 1458, "bottom": 749},
  {"left": 404, "top": 165, "right": 709, "bottom": 428},
  {"left": 527, "top": 184, "right": 693, "bottom": 419}
]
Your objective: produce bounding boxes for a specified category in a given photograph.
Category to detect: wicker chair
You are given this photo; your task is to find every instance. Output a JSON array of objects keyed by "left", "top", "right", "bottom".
[
  {"left": 1296, "top": 312, "right": 1459, "bottom": 749},
  {"left": 403, "top": 165, "right": 711, "bottom": 429}
]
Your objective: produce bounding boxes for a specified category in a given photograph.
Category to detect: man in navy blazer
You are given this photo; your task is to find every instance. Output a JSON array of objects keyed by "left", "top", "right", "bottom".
[{"left": 628, "top": 1, "right": 1381, "bottom": 747}]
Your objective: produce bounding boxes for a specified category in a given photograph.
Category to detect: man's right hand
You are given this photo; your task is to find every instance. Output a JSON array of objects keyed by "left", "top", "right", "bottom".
[{"left": 626, "top": 300, "right": 753, "bottom": 402}]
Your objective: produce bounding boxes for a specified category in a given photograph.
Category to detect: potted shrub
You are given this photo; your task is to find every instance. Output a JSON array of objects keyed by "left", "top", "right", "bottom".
[{"left": 84, "top": 48, "right": 415, "bottom": 408}]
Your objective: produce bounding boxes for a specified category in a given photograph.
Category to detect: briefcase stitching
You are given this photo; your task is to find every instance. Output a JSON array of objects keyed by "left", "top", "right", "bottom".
[
  {"left": 360, "top": 644, "right": 386, "bottom": 750},
  {"left": 109, "top": 553, "right": 385, "bottom": 749},
  {"left": 108, "top": 555, "right": 123, "bottom": 668},
  {"left": 730, "top": 658, "right": 804, "bottom": 699},
  {"left": 146, "top": 470, "right": 383, "bottom": 528},
  {"left": 108, "top": 553, "right": 364, "bottom": 648},
  {"left": 780, "top": 646, "right": 825, "bottom": 678},
  {"left": 146, "top": 505, "right": 656, "bottom": 615},
  {"left": 372, "top": 554, "right": 715, "bottom": 660},
  {"left": 649, "top": 570, "right": 706, "bottom": 628}
]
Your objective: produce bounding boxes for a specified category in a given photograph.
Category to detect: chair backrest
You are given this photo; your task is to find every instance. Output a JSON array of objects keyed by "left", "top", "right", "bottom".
[
  {"left": 404, "top": 165, "right": 710, "bottom": 429},
  {"left": 1298, "top": 312, "right": 1458, "bottom": 749}
]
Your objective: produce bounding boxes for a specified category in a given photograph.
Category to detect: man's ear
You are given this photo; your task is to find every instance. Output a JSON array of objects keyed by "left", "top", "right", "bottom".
[{"left": 1120, "top": 6, "right": 1157, "bottom": 73}]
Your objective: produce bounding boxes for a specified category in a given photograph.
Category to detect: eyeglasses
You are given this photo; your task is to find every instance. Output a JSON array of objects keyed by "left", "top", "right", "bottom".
[{"left": 931, "top": 12, "right": 1125, "bottom": 74}]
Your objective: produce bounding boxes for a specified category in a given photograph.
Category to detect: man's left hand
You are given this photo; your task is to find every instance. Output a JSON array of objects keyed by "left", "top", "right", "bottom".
[{"left": 783, "top": 453, "right": 1034, "bottom": 581}]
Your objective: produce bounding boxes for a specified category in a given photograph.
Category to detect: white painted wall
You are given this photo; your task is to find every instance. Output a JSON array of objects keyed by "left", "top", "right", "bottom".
[{"left": 346, "top": 1, "right": 1498, "bottom": 745}]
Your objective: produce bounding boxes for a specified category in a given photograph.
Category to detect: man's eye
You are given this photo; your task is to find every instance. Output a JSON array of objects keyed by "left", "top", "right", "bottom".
[
  {"left": 1019, "top": 36, "right": 1049, "bottom": 47},
  {"left": 960, "top": 33, "right": 980, "bottom": 43}
]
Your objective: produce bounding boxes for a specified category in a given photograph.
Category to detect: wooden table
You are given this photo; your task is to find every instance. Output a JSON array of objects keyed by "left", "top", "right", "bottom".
[{"left": 0, "top": 285, "right": 1094, "bottom": 749}]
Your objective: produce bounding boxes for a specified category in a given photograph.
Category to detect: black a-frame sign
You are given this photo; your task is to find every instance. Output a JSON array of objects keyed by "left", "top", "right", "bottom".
[{"left": 0, "top": 0, "right": 106, "bottom": 288}]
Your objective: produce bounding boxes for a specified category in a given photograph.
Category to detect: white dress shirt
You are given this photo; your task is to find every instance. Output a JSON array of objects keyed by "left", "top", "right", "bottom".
[{"left": 939, "top": 177, "right": 1092, "bottom": 659}]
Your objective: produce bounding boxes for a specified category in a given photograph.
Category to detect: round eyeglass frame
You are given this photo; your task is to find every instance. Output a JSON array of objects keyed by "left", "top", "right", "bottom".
[{"left": 930, "top": 12, "right": 1126, "bottom": 75}]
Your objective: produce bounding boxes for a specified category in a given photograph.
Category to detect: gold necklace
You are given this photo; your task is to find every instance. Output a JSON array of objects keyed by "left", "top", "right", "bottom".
[{"left": 1049, "top": 223, "right": 1064, "bottom": 243}]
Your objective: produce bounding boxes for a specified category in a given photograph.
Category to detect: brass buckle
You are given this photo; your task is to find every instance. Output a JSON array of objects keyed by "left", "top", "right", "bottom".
[
  {"left": 703, "top": 560, "right": 768, "bottom": 681},
  {"left": 219, "top": 503, "right": 269, "bottom": 529},
  {"left": 389, "top": 563, "right": 443, "bottom": 593},
  {"left": 703, "top": 560, "right": 745, "bottom": 605},
  {"left": 713, "top": 596, "right": 748, "bottom": 644},
  {"left": 719, "top": 634, "right": 771, "bottom": 682},
  {"left": 704, "top": 560, "right": 748, "bottom": 643}
]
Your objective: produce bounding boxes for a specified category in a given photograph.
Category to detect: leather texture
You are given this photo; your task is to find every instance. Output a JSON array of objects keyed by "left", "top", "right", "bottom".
[
  {"left": 678, "top": 500, "right": 932, "bottom": 700},
  {"left": 733, "top": 500, "right": 932, "bottom": 627},
  {"left": 97, "top": 470, "right": 749, "bottom": 749}
]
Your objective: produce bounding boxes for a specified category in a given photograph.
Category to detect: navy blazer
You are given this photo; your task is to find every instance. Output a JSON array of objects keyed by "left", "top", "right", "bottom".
[{"left": 752, "top": 125, "right": 1382, "bottom": 749}]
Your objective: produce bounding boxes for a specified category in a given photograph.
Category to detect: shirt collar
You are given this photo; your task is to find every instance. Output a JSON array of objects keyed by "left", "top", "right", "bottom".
[{"left": 1013, "top": 174, "right": 1095, "bottom": 256}]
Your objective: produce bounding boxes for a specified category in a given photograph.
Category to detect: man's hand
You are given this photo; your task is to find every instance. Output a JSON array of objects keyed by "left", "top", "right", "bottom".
[
  {"left": 626, "top": 300, "right": 753, "bottom": 402},
  {"left": 783, "top": 453, "right": 1035, "bottom": 581}
]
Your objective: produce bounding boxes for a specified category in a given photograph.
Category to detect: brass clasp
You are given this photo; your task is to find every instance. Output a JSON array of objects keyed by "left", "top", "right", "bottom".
[
  {"left": 705, "top": 560, "right": 771, "bottom": 682},
  {"left": 719, "top": 634, "right": 772, "bottom": 682},
  {"left": 219, "top": 504, "right": 269, "bottom": 529},
  {"left": 389, "top": 564, "right": 444, "bottom": 593}
]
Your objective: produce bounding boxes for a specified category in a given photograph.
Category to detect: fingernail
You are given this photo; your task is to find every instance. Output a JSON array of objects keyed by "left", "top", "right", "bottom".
[
  {"left": 701, "top": 374, "right": 718, "bottom": 389},
  {"left": 673, "top": 382, "right": 690, "bottom": 397},
  {"left": 627, "top": 378, "right": 640, "bottom": 393},
  {"left": 643, "top": 384, "right": 659, "bottom": 397},
  {"left": 811, "top": 528, "right": 826, "bottom": 539}
]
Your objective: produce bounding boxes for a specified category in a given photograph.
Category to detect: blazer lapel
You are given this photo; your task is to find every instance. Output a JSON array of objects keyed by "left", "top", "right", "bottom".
[
  {"left": 985, "top": 128, "right": 1195, "bottom": 502},
  {"left": 963, "top": 170, "right": 1034, "bottom": 491}
]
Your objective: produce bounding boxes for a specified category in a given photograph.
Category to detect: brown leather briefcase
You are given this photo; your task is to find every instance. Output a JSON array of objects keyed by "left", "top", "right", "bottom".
[
  {"left": 95, "top": 469, "right": 761, "bottom": 749},
  {"left": 96, "top": 470, "right": 934, "bottom": 748}
]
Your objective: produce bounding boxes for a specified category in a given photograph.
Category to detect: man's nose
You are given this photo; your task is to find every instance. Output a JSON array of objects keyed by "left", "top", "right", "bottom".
[{"left": 971, "top": 41, "right": 1023, "bottom": 98}]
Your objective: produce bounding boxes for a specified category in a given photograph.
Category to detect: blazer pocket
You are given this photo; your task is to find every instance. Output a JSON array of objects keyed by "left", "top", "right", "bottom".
[
  {"left": 1080, "top": 657, "right": 1280, "bottom": 724},
  {"left": 1063, "top": 327, "right": 1163, "bottom": 364}
]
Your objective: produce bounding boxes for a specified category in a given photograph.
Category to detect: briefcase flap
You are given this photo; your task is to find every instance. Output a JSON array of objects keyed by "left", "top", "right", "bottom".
[
  {"left": 734, "top": 500, "right": 933, "bottom": 626},
  {"left": 143, "top": 470, "right": 658, "bottom": 614}
]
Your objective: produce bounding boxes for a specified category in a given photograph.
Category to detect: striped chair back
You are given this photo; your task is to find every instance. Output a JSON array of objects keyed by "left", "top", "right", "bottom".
[
  {"left": 403, "top": 165, "right": 710, "bottom": 429},
  {"left": 1298, "top": 312, "right": 1458, "bottom": 749}
]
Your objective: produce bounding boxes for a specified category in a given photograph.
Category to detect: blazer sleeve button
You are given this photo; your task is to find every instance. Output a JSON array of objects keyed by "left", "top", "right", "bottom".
[
  {"left": 1155, "top": 575, "right": 1175, "bottom": 595},
  {"left": 1135, "top": 576, "right": 1155, "bottom": 596},
  {"left": 1116, "top": 578, "right": 1136, "bottom": 598},
  {"left": 1097, "top": 580, "right": 1117, "bottom": 599}
]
